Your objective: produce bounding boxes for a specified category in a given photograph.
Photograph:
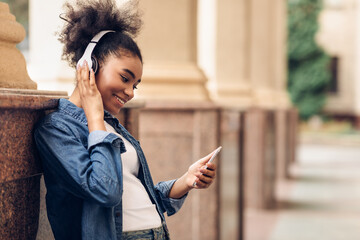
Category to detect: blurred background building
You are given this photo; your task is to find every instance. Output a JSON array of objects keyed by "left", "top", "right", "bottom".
[
  {"left": 317, "top": 0, "right": 360, "bottom": 128},
  {"left": 7, "top": 0, "right": 291, "bottom": 109},
  {"left": 2, "top": 0, "right": 360, "bottom": 240}
]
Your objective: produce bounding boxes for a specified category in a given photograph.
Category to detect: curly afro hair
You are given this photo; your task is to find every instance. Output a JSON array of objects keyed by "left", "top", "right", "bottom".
[{"left": 58, "top": 0, "right": 143, "bottom": 68}]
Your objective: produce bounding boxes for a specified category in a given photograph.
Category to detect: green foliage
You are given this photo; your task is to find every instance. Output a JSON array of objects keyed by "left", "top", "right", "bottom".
[{"left": 287, "top": 0, "right": 331, "bottom": 120}]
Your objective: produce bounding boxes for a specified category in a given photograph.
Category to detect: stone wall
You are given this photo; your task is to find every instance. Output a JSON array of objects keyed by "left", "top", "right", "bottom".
[
  {"left": 138, "top": 102, "right": 220, "bottom": 240},
  {"left": 0, "top": 89, "right": 67, "bottom": 240}
]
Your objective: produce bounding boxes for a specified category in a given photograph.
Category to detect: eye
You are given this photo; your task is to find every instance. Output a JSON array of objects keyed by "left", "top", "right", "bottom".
[{"left": 120, "top": 74, "right": 129, "bottom": 82}]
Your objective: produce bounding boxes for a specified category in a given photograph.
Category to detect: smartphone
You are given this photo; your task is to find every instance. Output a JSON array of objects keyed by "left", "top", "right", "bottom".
[{"left": 205, "top": 146, "right": 222, "bottom": 169}]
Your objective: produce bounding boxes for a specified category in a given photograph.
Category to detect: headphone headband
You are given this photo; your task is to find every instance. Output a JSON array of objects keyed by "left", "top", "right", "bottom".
[{"left": 77, "top": 30, "right": 115, "bottom": 71}]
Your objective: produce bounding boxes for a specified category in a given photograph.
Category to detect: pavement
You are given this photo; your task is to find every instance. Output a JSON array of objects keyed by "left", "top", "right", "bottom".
[{"left": 245, "top": 142, "right": 360, "bottom": 240}]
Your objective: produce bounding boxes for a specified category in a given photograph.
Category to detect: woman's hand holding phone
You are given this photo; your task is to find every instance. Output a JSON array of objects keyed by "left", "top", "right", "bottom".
[
  {"left": 77, "top": 60, "right": 106, "bottom": 132},
  {"left": 168, "top": 147, "right": 219, "bottom": 199},
  {"left": 187, "top": 147, "right": 220, "bottom": 189}
]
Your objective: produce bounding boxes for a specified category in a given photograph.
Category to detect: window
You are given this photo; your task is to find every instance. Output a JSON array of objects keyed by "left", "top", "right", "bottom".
[{"left": 328, "top": 57, "right": 339, "bottom": 94}]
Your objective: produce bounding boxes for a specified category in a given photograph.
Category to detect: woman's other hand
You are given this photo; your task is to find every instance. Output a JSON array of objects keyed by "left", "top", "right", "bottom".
[
  {"left": 168, "top": 149, "right": 218, "bottom": 199},
  {"left": 77, "top": 61, "right": 106, "bottom": 132},
  {"left": 187, "top": 150, "right": 217, "bottom": 189}
]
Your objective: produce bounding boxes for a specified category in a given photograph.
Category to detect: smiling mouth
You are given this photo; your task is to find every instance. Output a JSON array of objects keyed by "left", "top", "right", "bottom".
[{"left": 114, "top": 95, "right": 126, "bottom": 105}]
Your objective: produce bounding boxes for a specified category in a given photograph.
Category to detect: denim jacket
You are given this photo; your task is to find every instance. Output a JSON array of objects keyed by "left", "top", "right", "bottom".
[{"left": 33, "top": 98, "right": 187, "bottom": 240}]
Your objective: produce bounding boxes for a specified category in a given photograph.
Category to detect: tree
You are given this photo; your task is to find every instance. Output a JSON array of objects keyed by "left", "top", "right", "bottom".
[{"left": 287, "top": 0, "right": 331, "bottom": 120}]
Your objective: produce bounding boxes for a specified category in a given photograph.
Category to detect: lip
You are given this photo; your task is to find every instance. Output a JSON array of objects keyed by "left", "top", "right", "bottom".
[{"left": 114, "top": 94, "right": 127, "bottom": 105}]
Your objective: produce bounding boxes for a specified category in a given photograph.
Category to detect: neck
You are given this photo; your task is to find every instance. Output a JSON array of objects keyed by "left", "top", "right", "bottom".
[{"left": 69, "top": 87, "right": 82, "bottom": 108}]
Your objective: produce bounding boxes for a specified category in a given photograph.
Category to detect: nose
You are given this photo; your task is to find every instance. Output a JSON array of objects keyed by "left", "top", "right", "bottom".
[{"left": 124, "top": 85, "right": 134, "bottom": 100}]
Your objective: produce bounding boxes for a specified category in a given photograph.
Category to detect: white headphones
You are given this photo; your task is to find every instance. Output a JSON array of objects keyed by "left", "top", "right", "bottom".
[{"left": 77, "top": 30, "right": 115, "bottom": 73}]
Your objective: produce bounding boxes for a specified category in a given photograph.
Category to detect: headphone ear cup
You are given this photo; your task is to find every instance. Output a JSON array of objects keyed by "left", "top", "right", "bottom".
[{"left": 91, "top": 57, "right": 98, "bottom": 74}]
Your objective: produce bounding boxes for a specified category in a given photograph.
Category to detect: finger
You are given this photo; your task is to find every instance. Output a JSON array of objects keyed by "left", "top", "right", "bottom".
[
  {"left": 79, "top": 60, "right": 87, "bottom": 86},
  {"left": 200, "top": 167, "right": 216, "bottom": 178},
  {"left": 80, "top": 68, "right": 89, "bottom": 95},
  {"left": 198, "top": 151, "right": 215, "bottom": 164},
  {"left": 194, "top": 179, "right": 209, "bottom": 189},
  {"left": 199, "top": 147, "right": 222, "bottom": 165},
  {"left": 89, "top": 68, "right": 96, "bottom": 87},
  {"left": 205, "top": 163, "right": 217, "bottom": 171},
  {"left": 76, "top": 65, "right": 81, "bottom": 85},
  {"left": 192, "top": 180, "right": 198, "bottom": 189},
  {"left": 197, "top": 173, "right": 213, "bottom": 185},
  {"left": 77, "top": 65, "right": 85, "bottom": 94},
  {"left": 81, "top": 61, "right": 90, "bottom": 85}
]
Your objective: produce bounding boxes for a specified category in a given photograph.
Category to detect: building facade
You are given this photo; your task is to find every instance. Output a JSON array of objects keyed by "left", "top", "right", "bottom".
[
  {"left": 317, "top": 0, "right": 360, "bottom": 126},
  {"left": 2, "top": 1, "right": 296, "bottom": 240}
]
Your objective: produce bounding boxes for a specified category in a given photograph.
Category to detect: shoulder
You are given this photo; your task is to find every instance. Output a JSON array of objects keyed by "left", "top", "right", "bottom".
[
  {"left": 35, "top": 110, "right": 70, "bottom": 132},
  {"left": 34, "top": 107, "right": 87, "bottom": 142}
]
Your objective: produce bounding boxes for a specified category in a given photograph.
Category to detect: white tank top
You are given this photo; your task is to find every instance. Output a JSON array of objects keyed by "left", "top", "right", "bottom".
[{"left": 104, "top": 121, "right": 162, "bottom": 231}]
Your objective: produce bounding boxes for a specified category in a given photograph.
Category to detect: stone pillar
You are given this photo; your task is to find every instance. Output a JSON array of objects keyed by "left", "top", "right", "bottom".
[
  {"left": 0, "top": 3, "right": 68, "bottom": 239},
  {"left": 287, "top": 108, "right": 299, "bottom": 167},
  {"left": 198, "top": 0, "right": 252, "bottom": 107},
  {"left": 272, "top": 0, "right": 290, "bottom": 108},
  {"left": 0, "top": 3, "right": 36, "bottom": 89},
  {"left": 0, "top": 89, "right": 67, "bottom": 240},
  {"left": 243, "top": 109, "right": 276, "bottom": 209},
  {"left": 138, "top": 103, "right": 220, "bottom": 240},
  {"left": 197, "top": 1, "right": 291, "bottom": 236},
  {"left": 220, "top": 110, "right": 244, "bottom": 240},
  {"left": 275, "top": 110, "right": 288, "bottom": 180},
  {"left": 136, "top": 0, "right": 210, "bottom": 101},
  {"left": 198, "top": 0, "right": 289, "bottom": 108},
  {"left": 249, "top": 0, "right": 290, "bottom": 108}
]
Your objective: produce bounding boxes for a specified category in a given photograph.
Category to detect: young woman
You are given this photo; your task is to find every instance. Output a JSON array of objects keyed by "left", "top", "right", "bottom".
[{"left": 34, "top": 0, "right": 217, "bottom": 239}]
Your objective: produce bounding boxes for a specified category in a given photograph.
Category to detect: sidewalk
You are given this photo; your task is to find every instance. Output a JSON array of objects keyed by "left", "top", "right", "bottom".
[{"left": 245, "top": 142, "right": 360, "bottom": 240}]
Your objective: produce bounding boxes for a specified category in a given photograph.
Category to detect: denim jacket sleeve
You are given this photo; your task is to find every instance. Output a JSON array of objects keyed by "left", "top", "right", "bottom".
[
  {"left": 154, "top": 179, "right": 188, "bottom": 216},
  {"left": 34, "top": 121, "right": 125, "bottom": 207}
]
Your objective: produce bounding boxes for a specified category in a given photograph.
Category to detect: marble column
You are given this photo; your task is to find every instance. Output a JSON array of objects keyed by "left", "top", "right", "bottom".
[
  {"left": 198, "top": 0, "right": 252, "bottom": 108},
  {"left": 0, "top": 3, "right": 36, "bottom": 89},
  {"left": 275, "top": 109, "right": 288, "bottom": 180},
  {"left": 243, "top": 109, "right": 276, "bottom": 209},
  {"left": 136, "top": 0, "right": 210, "bottom": 101},
  {"left": 219, "top": 110, "right": 244, "bottom": 240},
  {"left": 249, "top": 0, "right": 290, "bottom": 108}
]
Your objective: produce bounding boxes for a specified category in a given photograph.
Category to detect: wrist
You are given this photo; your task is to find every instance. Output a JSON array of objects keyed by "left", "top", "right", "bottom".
[
  {"left": 169, "top": 172, "right": 194, "bottom": 199},
  {"left": 183, "top": 172, "right": 195, "bottom": 190},
  {"left": 87, "top": 119, "right": 106, "bottom": 132}
]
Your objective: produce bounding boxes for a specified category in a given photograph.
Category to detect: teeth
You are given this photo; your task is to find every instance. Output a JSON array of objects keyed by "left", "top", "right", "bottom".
[{"left": 115, "top": 95, "right": 125, "bottom": 104}]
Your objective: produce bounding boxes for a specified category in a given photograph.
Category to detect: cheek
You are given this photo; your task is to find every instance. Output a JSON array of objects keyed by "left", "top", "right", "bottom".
[
  {"left": 95, "top": 81, "right": 106, "bottom": 97},
  {"left": 96, "top": 77, "right": 113, "bottom": 96}
]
